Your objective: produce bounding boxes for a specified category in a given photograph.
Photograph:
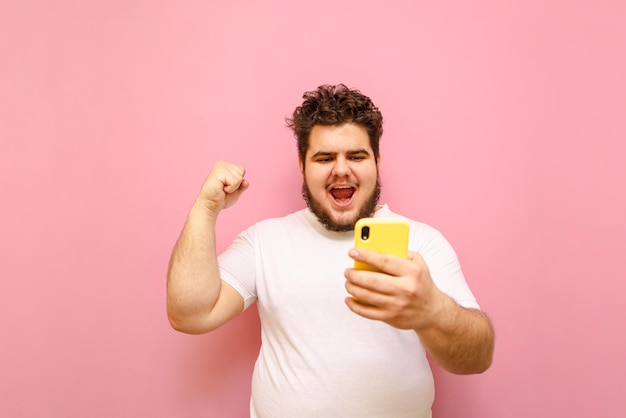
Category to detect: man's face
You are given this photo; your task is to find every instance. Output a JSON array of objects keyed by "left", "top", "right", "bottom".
[{"left": 300, "top": 123, "right": 381, "bottom": 232}]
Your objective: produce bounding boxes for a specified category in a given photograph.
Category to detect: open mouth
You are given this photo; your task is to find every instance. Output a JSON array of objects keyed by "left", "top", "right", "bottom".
[{"left": 329, "top": 185, "right": 355, "bottom": 206}]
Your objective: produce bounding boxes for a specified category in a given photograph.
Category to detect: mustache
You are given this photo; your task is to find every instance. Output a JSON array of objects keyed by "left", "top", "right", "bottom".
[{"left": 301, "top": 177, "right": 381, "bottom": 232}]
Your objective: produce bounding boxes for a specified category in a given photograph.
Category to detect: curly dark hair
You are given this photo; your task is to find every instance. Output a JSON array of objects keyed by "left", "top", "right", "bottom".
[{"left": 286, "top": 84, "right": 384, "bottom": 164}]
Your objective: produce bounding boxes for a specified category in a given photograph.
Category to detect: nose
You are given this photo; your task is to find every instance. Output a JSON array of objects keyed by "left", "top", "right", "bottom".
[{"left": 332, "top": 156, "right": 351, "bottom": 177}]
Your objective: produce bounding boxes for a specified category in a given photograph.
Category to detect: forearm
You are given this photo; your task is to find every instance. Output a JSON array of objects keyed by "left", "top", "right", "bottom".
[
  {"left": 166, "top": 202, "right": 222, "bottom": 331},
  {"left": 417, "top": 294, "right": 494, "bottom": 375}
]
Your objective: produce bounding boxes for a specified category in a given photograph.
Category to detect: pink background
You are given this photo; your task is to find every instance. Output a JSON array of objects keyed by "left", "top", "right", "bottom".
[{"left": 2, "top": 1, "right": 625, "bottom": 417}]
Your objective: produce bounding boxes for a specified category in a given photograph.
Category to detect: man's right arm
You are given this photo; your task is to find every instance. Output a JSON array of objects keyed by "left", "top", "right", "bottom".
[{"left": 166, "top": 162, "right": 249, "bottom": 334}]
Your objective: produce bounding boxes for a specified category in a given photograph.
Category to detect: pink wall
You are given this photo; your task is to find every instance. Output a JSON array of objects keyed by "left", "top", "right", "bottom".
[{"left": 2, "top": 1, "right": 625, "bottom": 417}]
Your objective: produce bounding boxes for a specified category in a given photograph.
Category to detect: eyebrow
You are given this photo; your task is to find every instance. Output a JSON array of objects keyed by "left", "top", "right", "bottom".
[{"left": 310, "top": 149, "right": 371, "bottom": 159}]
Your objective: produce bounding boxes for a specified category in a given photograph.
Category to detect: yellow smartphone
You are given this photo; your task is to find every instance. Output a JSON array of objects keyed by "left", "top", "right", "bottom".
[{"left": 354, "top": 218, "right": 410, "bottom": 272}]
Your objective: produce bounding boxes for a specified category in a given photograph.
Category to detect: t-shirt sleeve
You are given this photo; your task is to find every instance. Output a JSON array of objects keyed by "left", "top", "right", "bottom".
[
  {"left": 218, "top": 227, "right": 258, "bottom": 310},
  {"left": 411, "top": 224, "right": 481, "bottom": 310}
]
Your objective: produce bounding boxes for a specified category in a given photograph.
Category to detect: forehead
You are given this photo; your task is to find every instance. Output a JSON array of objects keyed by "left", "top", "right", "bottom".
[{"left": 306, "top": 123, "right": 372, "bottom": 156}]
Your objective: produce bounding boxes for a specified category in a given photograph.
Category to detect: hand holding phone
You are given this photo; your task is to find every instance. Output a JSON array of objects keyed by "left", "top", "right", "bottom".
[{"left": 353, "top": 218, "right": 410, "bottom": 272}]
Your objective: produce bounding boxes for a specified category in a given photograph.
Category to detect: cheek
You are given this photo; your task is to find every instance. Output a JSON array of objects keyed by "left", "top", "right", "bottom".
[
  {"left": 356, "top": 167, "right": 378, "bottom": 184},
  {"left": 303, "top": 172, "right": 322, "bottom": 194},
  {"left": 305, "top": 167, "right": 329, "bottom": 185}
]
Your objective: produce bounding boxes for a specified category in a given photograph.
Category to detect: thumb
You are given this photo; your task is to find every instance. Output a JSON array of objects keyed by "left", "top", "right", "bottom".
[
  {"left": 408, "top": 251, "right": 424, "bottom": 263},
  {"left": 222, "top": 179, "right": 250, "bottom": 209},
  {"left": 230, "top": 178, "right": 250, "bottom": 194}
]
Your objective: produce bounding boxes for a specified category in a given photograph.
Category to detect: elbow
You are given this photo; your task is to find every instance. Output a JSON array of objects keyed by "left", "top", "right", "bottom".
[
  {"left": 465, "top": 352, "right": 493, "bottom": 375},
  {"left": 167, "top": 307, "right": 214, "bottom": 335},
  {"left": 476, "top": 324, "right": 496, "bottom": 374},
  {"left": 444, "top": 353, "right": 493, "bottom": 375},
  {"left": 167, "top": 313, "right": 193, "bottom": 334},
  {"left": 440, "top": 330, "right": 495, "bottom": 375},
  {"left": 479, "top": 345, "right": 495, "bottom": 374},
  {"left": 459, "top": 336, "right": 495, "bottom": 375},
  {"left": 461, "top": 311, "right": 495, "bottom": 375}
]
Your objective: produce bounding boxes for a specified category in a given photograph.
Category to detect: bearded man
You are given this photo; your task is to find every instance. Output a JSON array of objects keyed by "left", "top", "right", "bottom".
[{"left": 167, "top": 84, "right": 494, "bottom": 418}]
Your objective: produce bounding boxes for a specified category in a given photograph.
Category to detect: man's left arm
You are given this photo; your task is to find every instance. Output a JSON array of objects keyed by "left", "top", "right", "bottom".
[
  {"left": 413, "top": 293, "right": 494, "bottom": 374},
  {"left": 345, "top": 249, "right": 494, "bottom": 375}
]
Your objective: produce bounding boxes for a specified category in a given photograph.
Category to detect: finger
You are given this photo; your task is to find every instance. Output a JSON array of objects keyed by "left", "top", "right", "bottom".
[
  {"left": 345, "top": 296, "right": 388, "bottom": 322},
  {"left": 407, "top": 251, "right": 424, "bottom": 264},
  {"left": 238, "top": 178, "right": 250, "bottom": 193},
  {"left": 348, "top": 248, "right": 408, "bottom": 276},
  {"left": 225, "top": 178, "right": 250, "bottom": 200},
  {"left": 221, "top": 168, "right": 247, "bottom": 194},
  {"left": 345, "top": 279, "right": 396, "bottom": 307},
  {"left": 345, "top": 268, "right": 397, "bottom": 295},
  {"left": 222, "top": 176, "right": 244, "bottom": 194}
]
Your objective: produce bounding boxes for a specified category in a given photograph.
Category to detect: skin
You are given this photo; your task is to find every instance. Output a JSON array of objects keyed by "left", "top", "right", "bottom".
[
  {"left": 344, "top": 249, "right": 494, "bottom": 374},
  {"left": 167, "top": 122, "right": 494, "bottom": 374},
  {"left": 166, "top": 161, "right": 248, "bottom": 334},
  {"left": 299, "top": 123, "right": 381, "bottom": 231}
]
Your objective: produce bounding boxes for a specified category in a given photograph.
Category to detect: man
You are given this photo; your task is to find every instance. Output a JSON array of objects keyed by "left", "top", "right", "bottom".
[{"left": 167, "top": 84, "right": 494, "bottom": 417}]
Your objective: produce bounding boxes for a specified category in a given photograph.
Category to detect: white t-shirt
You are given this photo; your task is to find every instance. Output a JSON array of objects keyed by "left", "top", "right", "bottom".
[{"left": 218, "top": 205, "right": 479, "bottom": 418}]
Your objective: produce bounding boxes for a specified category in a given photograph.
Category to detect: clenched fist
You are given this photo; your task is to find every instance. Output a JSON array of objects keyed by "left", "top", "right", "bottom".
[{"left": 196, "top": 161, "right": 249, "bottom": 216}]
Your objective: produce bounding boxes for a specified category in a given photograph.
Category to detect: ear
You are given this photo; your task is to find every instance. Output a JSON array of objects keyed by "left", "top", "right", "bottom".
[
  {"left": 298, "top": 157, "right": 305, "bottom": 177},
  {"left": 376, "top": 153, "right": 382, "bottom": 170}
]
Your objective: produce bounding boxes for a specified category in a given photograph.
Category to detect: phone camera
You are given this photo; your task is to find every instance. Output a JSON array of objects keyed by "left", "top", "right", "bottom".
[{"left": 361, "top": 226, "right": 370, "bottom": 240}]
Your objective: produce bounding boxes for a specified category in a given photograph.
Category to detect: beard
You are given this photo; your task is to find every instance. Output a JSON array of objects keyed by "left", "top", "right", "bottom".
[{"left": 302, "top": 177, "right": 381, "bottom": 232}]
